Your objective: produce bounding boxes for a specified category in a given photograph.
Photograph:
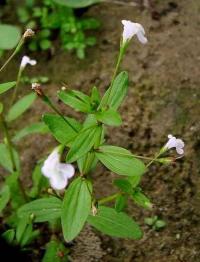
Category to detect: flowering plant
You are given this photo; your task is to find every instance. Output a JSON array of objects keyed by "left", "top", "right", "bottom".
[
  {"left": 0, "top": 22, "right": 184, "bottom": 258},
  {"left": 30, "top": 20, "right": 184, "bottom": 242}
]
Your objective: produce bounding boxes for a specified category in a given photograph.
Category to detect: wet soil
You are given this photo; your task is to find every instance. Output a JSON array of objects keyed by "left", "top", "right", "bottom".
[{"left": 0, "top": 0, "right": 200, "bottom": 261}]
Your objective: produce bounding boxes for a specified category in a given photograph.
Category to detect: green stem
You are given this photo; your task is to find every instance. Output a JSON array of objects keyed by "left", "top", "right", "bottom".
[
  {"left": 42, "top": 95, "right": 77, "bottom": 133},
  {"left": 98, "top": 192, "right": 120, "bottom": 205},
  {"left": 99, "top": 46, "right": 125, "bottom": 110},
  {"left": 146, "top": 152, "right": 162, "bottom": 168},
  {"left": 0, "top": 38, "right": 24, "bottom": 73},
  {"left": 0, "top": 114, "right": 17, "bottom": 172},
  {"left": 111, "top": 46, "right": 124, "bottom": 87},
  {"left": 10, "top": 68, "right": 23, "bottom": 107}
]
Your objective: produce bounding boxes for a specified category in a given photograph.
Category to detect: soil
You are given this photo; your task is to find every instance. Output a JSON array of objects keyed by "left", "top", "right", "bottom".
[{"left": 0, "top": 0, "right": 200, "bottom": 261}]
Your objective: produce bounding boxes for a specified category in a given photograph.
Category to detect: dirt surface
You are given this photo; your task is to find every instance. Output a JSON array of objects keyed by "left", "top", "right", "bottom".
[{"left": 1, "top": 0, "right": 200, "bottom": 261}]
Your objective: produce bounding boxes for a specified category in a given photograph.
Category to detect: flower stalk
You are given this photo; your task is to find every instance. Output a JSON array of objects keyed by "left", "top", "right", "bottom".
[
  {"left": 32, "top": 83, "right": 77, "bottom": 132},
  {"left": 0, "top": 29, "right": 35, "bottom": 73},
  {"left": 0, "top": 113, "right": 17, "bottom": 172}
]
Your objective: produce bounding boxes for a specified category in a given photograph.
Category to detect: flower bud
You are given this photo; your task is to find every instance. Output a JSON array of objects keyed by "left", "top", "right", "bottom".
[
  {"left": 23, "top": 28, "right": 35, "bottom": 39},
  {"left": 157, "top": 157, "right": 175, "bottom": 164}
]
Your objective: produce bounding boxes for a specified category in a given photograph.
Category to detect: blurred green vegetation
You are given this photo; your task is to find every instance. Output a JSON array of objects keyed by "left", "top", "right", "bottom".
[{"left": 0, "top": 0, "right": 101, "bottom": 59}]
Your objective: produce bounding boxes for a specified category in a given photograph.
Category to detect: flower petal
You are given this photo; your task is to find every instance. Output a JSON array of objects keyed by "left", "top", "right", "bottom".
[
  {"left": 20, "top": 55, "right": 36, "bottom": 68},
  {"left": 58, "top": 163, "right": 75, "bottom": 179},
  {"left": 176, "top": 148, "right": 184, "bottom": 155},
  {"left": 122, "top": 20, "right": 147, "bottom": 44},
  {"left": 136, "top": 31, "right": 148, "bottom": 44},
  {"left": 50, "top": 173, "right": 68, "bottom": 190},
  {"left": 165, "top": 136, "right": 177, "bottom": 149},
  {"left": 29, "top": 59, "right": 37, "bottom": 66},
  {"left": 41, "top": 148, "right": 60, "bottom": 178}
]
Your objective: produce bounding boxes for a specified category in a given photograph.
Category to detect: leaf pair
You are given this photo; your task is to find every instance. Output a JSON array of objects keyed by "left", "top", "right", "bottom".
[
  {"left": 114, "top": 179, "right": 152, "bottom": 211},
  {"left": 17, "top": 177, "right": 143, "bottom": 242},
  {"left": 61, "top": 177, "right": 142, "bottom": 241}
]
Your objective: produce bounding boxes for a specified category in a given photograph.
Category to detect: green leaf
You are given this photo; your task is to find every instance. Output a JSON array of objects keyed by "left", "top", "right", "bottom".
[
  {"left": 87, "top": 206, "right": 142, "bottom": 239},
  {"left": 155, "top": 220, "right": 166, "bottom": 229},
  {"left": 0, "top": 24, "right": 21, "bottom": 49},
  {"left": 58, "top": 90, "right": 92, "bottom": 113},
  {"left": 127, "top": 175, "right": 142, "bottom": 188},
  {"left": 16, "top": 216, "right": 29, "bottom": 243},
  {"left": 0, "top": 81, "right": 16, "bottom": 95},
  {"left": 144, "top": 217, "right": 155, "bottom": 226},
  {"left": 53, "top": 0, "right": 102, "bottom": 8},
  {"left": 61, "top": 177, "right": 92, "bottom": 242},
  {"left": 113, "top": 179, "right": 133, "bottom": 194},
  {"left": 77, "top": 151, "right": 98, "bottom": 174},
  {"left": 13, "top": 122, "right": 49, "bottom": 142},
  {"left": 90, "top": 86, "right": 101, "bottom": 109},
  {"left": 18, "top": 197, "right": 62, "bottom": 222},
  {"left": 0, "top": 143, "right": 20, "bottom": 173},
  {"left": 66, "top": 125, "right": 102, "bottom": 163},
  {"left": 20, "top": 224, "right": 39, "bottom": 247},
  {"left": 42, "top": 240, "right": 67, "bottom": 262},
  {"left": 43, "top": 114, "right": 81, "bottom": 145},
  {"left": 0, "top": 185, "right": 10, "bottom": 213},
  {"left": 95, "top": 145, "right": 146, "bottom": 177},
  {"left": 5, "top": 172, "right": 25, "bottom": 209},
  {"left": 2, "top": 229, "right": 15, "bottom": 244},
  {"left": 6, "top": 93, "right": 37, "bottom": 122},
  {"left": 100, "top": 71, "right": 129, "bottom": 110},
  {"left": 131, "top": 188, "right": 152, "bottom": 209},
  {"left": 96, "top": 109, "right": 122, "bottom": 126},
  {"left": 115, "top": 194, "right": 128, "bottom": 212},
  {"left": 40, "top": 39, "right": 52, "bottom": 50}
]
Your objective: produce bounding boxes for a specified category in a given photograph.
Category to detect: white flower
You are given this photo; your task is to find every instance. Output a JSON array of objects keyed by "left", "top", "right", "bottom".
[
  {"left": 20, "top": 55, "right": 37, "bottom": 69},
  {"left": 164, "top": 134, "right": 185, "bottom": 155},
  {"left": 42, "top": 148, "right": 75, "bottom": 190},
  {"left": 121, "top": 20, "right": 148, "bottom": 44}
]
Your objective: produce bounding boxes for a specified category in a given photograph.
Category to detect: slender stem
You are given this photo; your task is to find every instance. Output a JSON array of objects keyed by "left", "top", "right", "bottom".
[
  {"left": 99, "top": 46, "right": 125, "bottom": 109},
  {"left": 0, "top": 38, "right": 24, "bottom": 73},
  {"left": 42, "top": 95, "right": 78, "bottom": 133},
  {"left": 98, "top": 192, "right": 120, "bottom": 205},
  {"left": 132, "top": 155, "right": 155, "bottom": 160},
  {"left": 10, "top": 68, "right": 23, "bottom": 107},
  {"left": 146, "top": 152, "right": 162, "bottom": 168},
  {"left": 111, "top": 46, "right": 124, "bottom": 88},
  {"left": 0, "top": 114, "right": 17, "bottom": 172}
]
